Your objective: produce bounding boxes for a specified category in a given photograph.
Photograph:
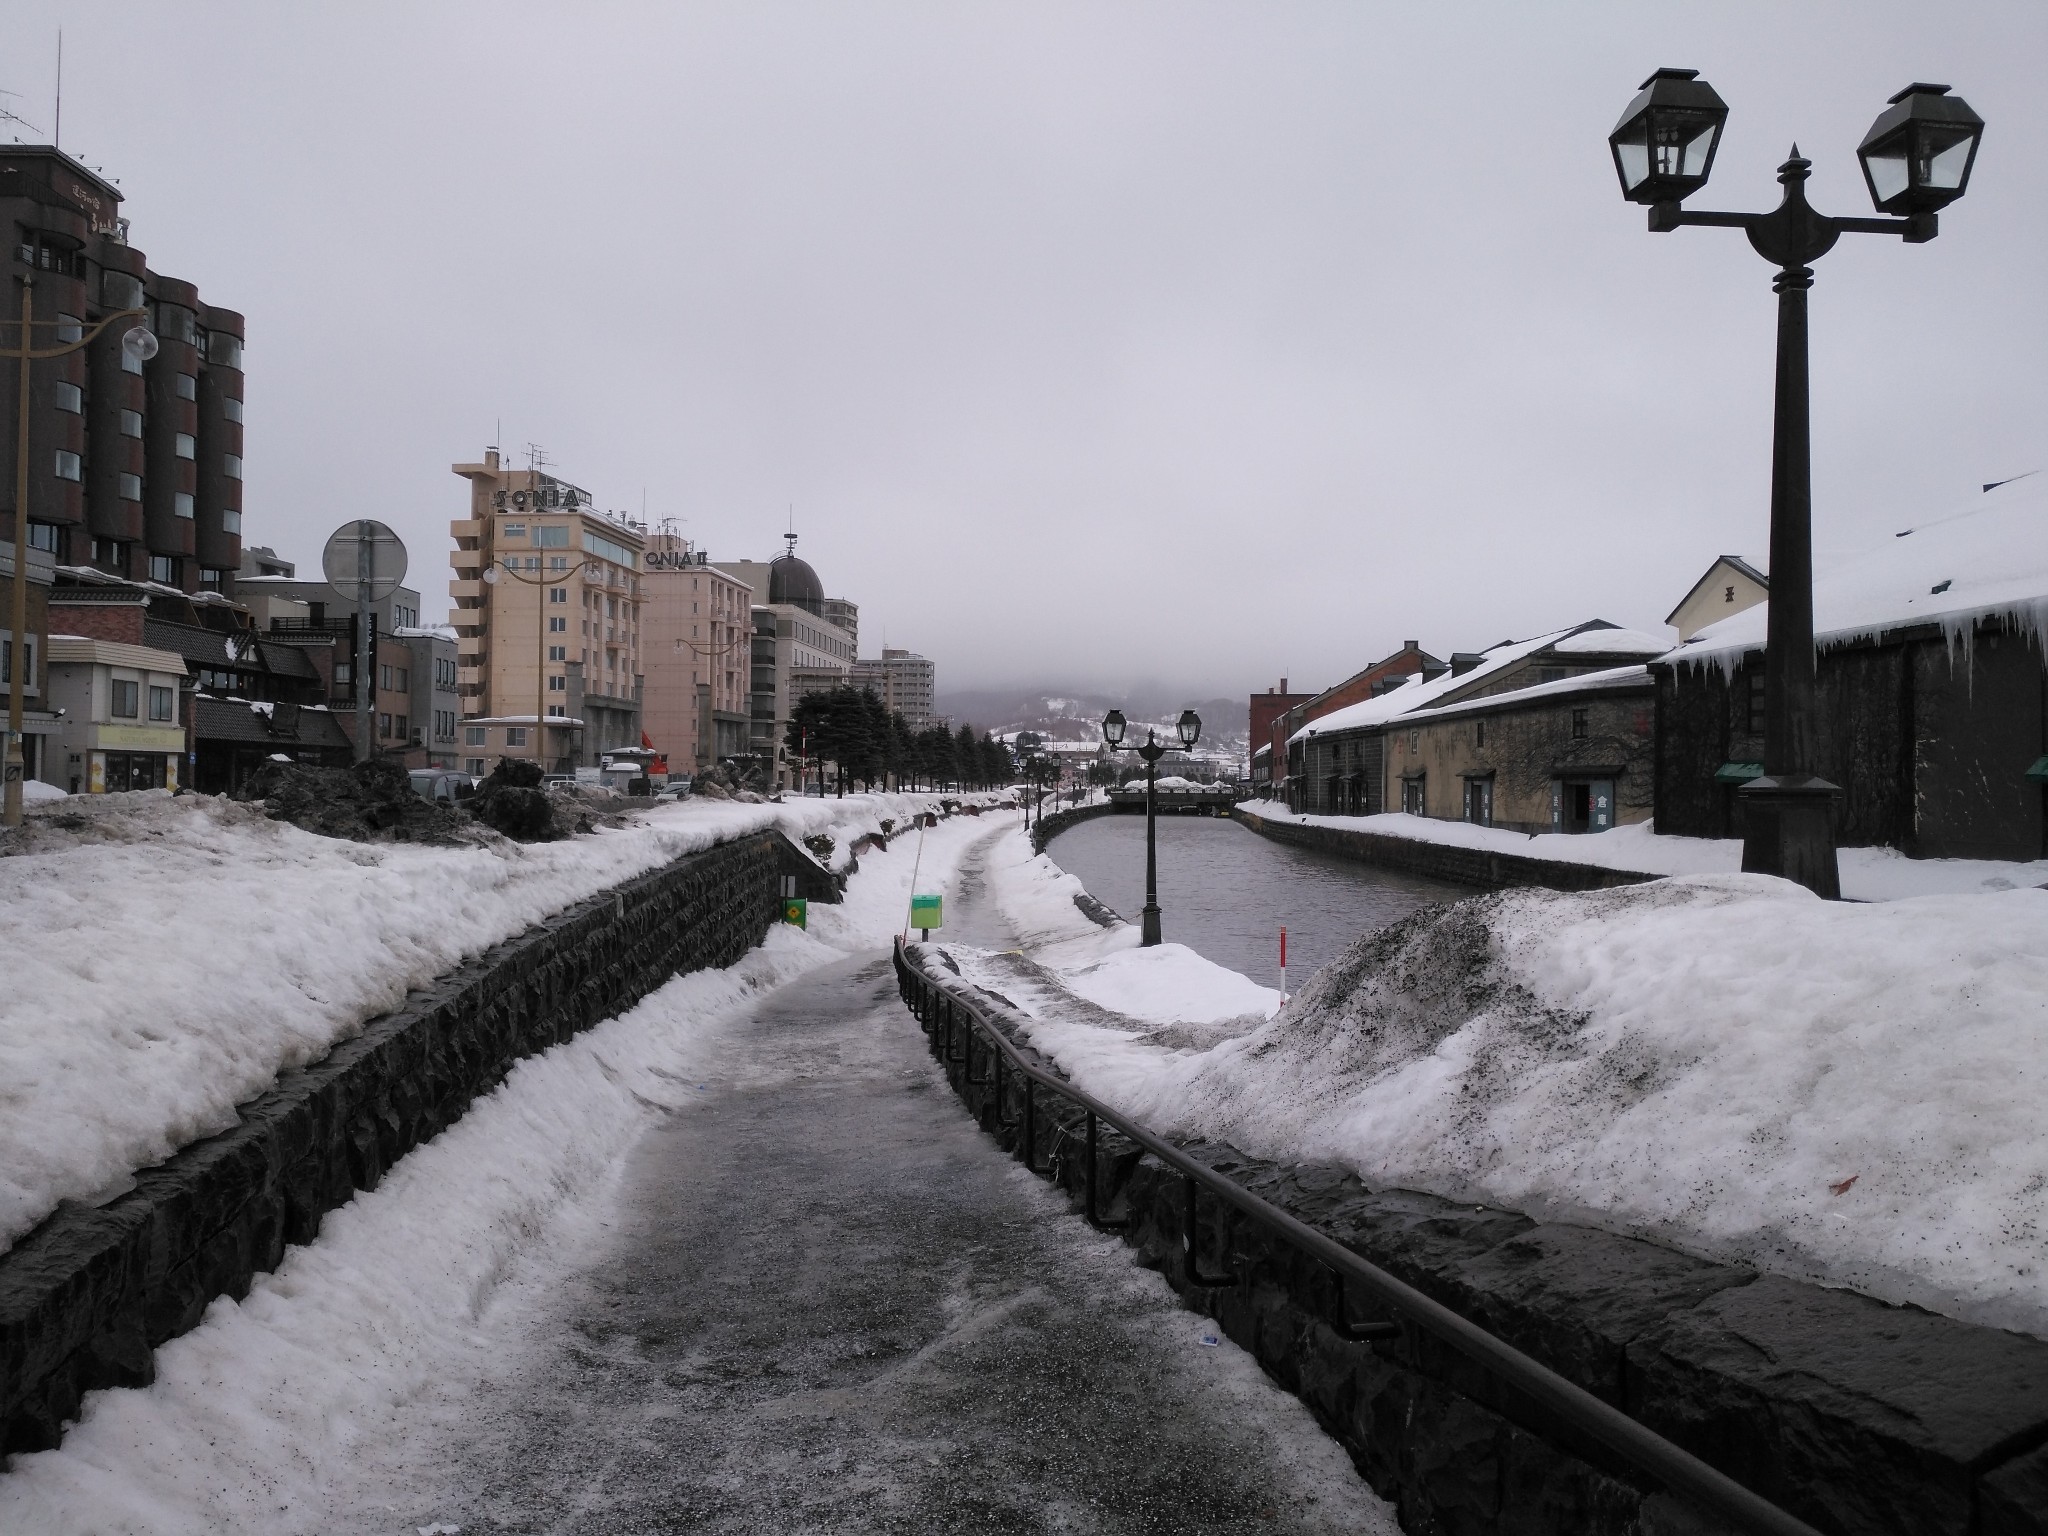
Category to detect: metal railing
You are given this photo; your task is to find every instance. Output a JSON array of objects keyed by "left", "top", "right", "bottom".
[{"left": 892, "top": 938, "right": 1822, "bottom": 1536}]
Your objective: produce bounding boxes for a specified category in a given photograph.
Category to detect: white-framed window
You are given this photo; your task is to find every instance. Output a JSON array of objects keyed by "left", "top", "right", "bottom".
[
  {"left": 53, "top": 382, "right": 81, "bottom": 413},
  {"left": 112, "top": 679, "right": 140, "bottom": 718},
  {"left": 547, "top": 645, "right": 567, "bottom": 661},
  {"left": 464, "top": 757, "right": 485, "bottom": 775},
  {"left": 464, "top": 726, "right": 487, "bottom": 746},
  {"left": 54, "top": 450, "right": 81, "bottom": 480},
  {"left": 505, "top": 727, "right": 528, "bottom": 747},
  {"left": 0, "top": 633, "right": 36, "bottom": 688},
  {"left": 148, "top": 685, "right": 175, "bottom": 722}
]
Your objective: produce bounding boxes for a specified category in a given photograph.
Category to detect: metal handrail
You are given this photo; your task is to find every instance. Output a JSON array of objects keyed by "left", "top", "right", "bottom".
[{"left": 893, "top": 938, "right": 1823, "bottom": 1536}]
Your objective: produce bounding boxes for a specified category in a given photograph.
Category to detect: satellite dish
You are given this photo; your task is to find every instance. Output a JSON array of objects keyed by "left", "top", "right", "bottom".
[{"left": 321, "top": 519, "right": 408, "bottom": 605}]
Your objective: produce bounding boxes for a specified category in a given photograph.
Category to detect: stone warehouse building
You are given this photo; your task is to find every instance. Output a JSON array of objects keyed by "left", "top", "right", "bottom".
[
  {"left": 0, "top": 147, "right": 246, "bottom": 596},
  {"left": 1289, "top": 622, "right": 1668, "bottom": 828},
  {"left": 1655, "top": 478, "right": 2048, "bottom": 862}
]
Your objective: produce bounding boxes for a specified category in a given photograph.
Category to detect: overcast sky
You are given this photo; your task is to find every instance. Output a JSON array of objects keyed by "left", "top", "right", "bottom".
[{"left": 10, "top": 2, "right": 2042, "bottom": 697}]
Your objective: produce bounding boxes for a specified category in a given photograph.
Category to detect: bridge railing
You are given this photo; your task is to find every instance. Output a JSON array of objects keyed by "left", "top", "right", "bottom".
[{"left": 890, "top": 937, "right": 1821, "bottom": 1536}]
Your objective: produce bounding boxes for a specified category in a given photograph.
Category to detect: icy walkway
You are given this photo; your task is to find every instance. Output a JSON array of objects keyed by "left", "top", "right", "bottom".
[{"left": 0, "top": 817, "right": 1393, "bottom": 1534}]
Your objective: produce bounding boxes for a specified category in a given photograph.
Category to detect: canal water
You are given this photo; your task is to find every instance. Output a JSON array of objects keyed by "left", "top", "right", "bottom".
[{"left": 1044, "top": 812, "right": 1471, "bottom": 990}]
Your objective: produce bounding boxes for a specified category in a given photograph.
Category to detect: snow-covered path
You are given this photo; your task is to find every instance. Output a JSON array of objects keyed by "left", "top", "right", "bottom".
[{"left": 0, "top": 816, "right": 1392, "bottom": 1534}]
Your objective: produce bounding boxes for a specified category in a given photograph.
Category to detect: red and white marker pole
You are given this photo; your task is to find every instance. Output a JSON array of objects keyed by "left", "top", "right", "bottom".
[{"left": 1278, "top": 926, "right": 1288, "bottom": 1005}]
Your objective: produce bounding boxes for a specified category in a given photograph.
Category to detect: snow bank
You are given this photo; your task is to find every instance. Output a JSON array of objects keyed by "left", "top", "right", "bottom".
[
  {"left": 1238, "top": 803, "right": 2048, "bottom": 899},
  {"left": 984, "top": 871, "right": 2048, "bottom": 1337},
  {"left": 0, "top": 790, "right": 990, "bottom": 1252},
  {"left": 0, "top": 812, "right": 1001, "bottom": 1534}
]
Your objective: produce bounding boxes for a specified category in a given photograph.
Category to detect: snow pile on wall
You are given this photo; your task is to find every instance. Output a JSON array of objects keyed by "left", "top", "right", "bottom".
[
  {"left": 1009, "top": 872, "right": 2048, "bottom": 1337},
  {"left": 0, "top": 790, "right": 995, "bottom": 1253},
  {"left": 0, "top": 811, "right": 1005, "bottom": 1534}
]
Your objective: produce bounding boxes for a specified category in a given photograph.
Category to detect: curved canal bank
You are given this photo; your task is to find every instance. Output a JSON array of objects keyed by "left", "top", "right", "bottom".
[{"left": 1044, "top": 811, "right": 1469, "bottom": 984}]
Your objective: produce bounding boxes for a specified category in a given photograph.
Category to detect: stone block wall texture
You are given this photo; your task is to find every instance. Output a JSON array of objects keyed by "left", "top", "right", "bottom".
[
  {"left": 1234, "top": 803, "right": 1654, "bottom": 893},
  {"left": 1029, "top": 799, "right": 1117, "bottom": 854},
  {"left": 898, "top": 947, "right": 2048, "bottom": 1536},
  {"left": 0, "top": 830, "right": 823, "bottom": 1456}
]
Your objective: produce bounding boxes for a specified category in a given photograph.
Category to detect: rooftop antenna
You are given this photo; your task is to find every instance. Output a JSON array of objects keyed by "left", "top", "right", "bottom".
[
  {"left": 52, "top": 31, "right": 60, "bottom": 151},
  {"left": 784, "top": 503, "right": 798, "bottom": 559},
  {"left": 0, "top": 90, "right": 41, "bottom": 140},
  {"left": 524, "top": 441, "right": 550, "bottom": 473}
]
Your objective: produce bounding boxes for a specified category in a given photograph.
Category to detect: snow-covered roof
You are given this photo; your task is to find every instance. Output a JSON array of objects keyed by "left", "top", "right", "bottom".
[
  {"left": 1550, "top": 626, "right": 1667, "bottom": 656},
  {"left": 1666, "top": 473, "right": 2048, "bottom": 670},
  {"left": 1288, "top": 622, "right": 1664, "bottom": 745},
  {"left": 1416, "top": 664, "right": 1652, "bottom": 723}
]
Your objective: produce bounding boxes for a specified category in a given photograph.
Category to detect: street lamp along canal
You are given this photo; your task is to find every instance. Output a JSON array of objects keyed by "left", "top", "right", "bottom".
[
  {"left": 1610, "top": 71, "right": 1982, "bottom": 900},
  {"left": 1101, "top": 706, "right": 1201, "bottom": 947}
]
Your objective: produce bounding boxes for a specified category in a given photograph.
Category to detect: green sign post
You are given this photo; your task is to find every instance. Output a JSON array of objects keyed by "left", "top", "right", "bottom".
[
  {"left": 909, "top": 893, "right": 942, "bottom": 937},
  {"left": 782, "top": 897, "right": 808, "bottom": 929}
]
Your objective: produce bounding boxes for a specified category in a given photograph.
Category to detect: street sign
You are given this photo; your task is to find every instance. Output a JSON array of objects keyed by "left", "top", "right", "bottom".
[
  {"left": 320, "top": 519, "right": 408, "bottom": 605},
  {"left": 782, "top": 897, "right": 808, "bottom": 929},
  {"left": 909, "top": 893, "right": 942, "bottom": 934}
]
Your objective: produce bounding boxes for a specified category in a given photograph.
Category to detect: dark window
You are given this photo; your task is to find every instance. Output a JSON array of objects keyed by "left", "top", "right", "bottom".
[
  {"left": 148, "top": 685, "right": 174, "bottom": 721},
  {"left": 112, "top": 679, "right": 140, "bottom": 718},
  {"left": 119, "top": 408, "right": 143, "bottom": 437},
  {"left": 174, "top": 432, "right": 196, "bottom": 459},
  {"left": 25, "top": 521, "right": 58, "bottom": 553},
  {"left": 1474, "top": 718, "right": 1486, "bottom": 748},
  {"left": 208, "top": 331, "right": 244, "bottom": 369},
  {"left": 396, "top": 714, "right": 409, "bottom": 740},
  {"left": 53, "top": 381, "right": 81, "bottom": 413},
  {"left": 54, "top": 450, "right": 81, "bottom": 481},
  {"left": 198, "top": 568, "right": 228, "bottom": 592},
  {"left": 175, "top": 373, "right": 197, "bottom": 401},
  {"left": 378, "top": 713, "right": 393, "bottom": 737},
  {"left": 1571, "top": 708, "right": 1589, "bottom": 741},
  {"left": 118, "top": 473, "right": 142, "bottom": 500},
  {"left": 223, "top": 396, "right": 244, "bottom": 423},
  {"left": 102, "top": 270, "right": 145, "bottom": 310},
  {"left": 1747, "top": 673, "right": 1767, "bottom": 735},
  {"left": 102, "top": 752, "right": 168, "bottom": 792},
  {"left": 149, "top": 555, "right": 179, "bottom": 584}
]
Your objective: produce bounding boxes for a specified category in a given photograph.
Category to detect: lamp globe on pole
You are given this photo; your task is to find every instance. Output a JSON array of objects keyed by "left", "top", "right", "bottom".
[
  {"left": 1609, "top": 68, "right": 1729, "bottom": 205},
  {"left": 121, "top": 327, "right": 159, "bottom": 365},
  {"left": 1176, "top": 709, "right": 1202, "bottom": 749},
  {"left": 1857, "top": 84, "right": 1983, "bottom": 217},
  {"left": 1101, "top": 709, "right": 1127, "bottom": 748}
]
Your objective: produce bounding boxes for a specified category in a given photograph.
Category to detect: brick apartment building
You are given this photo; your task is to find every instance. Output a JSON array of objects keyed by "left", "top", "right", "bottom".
[{"left": 1, "top": 146, "right": 245, "bottom": 597}]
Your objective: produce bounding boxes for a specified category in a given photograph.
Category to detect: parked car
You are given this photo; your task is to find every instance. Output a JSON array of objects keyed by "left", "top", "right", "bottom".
[
  {"left": 542, "top": 774, "right": 579, "bottom": 793},
  {"left": 408, "top": 770, "right": 477, "bottom": 805}
]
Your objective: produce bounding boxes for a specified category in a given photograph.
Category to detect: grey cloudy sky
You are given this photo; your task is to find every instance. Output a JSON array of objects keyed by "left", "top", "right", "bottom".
[{"left": 11, "top": 2, "right": 2043, "bottom": 697}]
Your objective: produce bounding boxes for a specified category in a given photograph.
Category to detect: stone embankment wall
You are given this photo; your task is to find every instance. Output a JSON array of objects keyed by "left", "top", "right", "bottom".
[
  {"left": 0, "top": 831, "right": 839, "bottom": 1456},
  {"left": 1029, "top": 800, "right": 1115, "bottom": 854},
  {"left": 900, "top": 947, "right": 2048, "bottom": 1536},
  {"left": 1235, "top": 803, "right": 1654, "bottom": 893}
]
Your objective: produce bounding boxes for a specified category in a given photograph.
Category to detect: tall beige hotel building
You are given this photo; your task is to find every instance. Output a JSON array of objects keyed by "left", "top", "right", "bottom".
[{"left": 449, "top": 449, "right": 645, "bottom": 773}]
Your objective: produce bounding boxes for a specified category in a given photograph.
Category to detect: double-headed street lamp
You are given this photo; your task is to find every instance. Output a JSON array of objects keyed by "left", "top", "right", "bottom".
[
  {"left": 482, "top": 556, "right": 600, "bottom": 773},
  {"left": 1102, "top": 707, "right": 1201, "bottom": 947},
  {"left": 1610, "top": 72, "right": 1983, "bottom": 900},
  {"left": 3, "top": 293, "right": 155, "bottom": 826}
]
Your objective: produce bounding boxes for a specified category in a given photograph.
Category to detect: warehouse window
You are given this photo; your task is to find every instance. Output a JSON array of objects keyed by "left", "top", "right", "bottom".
[
  {"left": 53, "top": 450, "right": 81, "bottom": 480},
  {"left": 53, "top": 382, "right": 81, "bottom": 413},
  {"left": 120, "top": 409, "right": 143, "bottom": 437},
  {"left": 174, "top": 492, "right": 194, "bottom": 519},
  {"left": 175, "top": 433, "right": 195, "bottom": 459}
]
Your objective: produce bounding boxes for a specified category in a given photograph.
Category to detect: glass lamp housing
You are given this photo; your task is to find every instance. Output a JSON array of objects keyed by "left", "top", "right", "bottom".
[
  {"left": 1610, "top": 68, "right": 1729, "bottom": 204},
  {"left": 1858, "top": 84, "right": 1983, "bottom": 215},
  {"left": 1176, "top": 709, "right": 1202, "bottom": 747},
  {"left": 1101, "top": 709, "right": 1127, "bottom": 747}
]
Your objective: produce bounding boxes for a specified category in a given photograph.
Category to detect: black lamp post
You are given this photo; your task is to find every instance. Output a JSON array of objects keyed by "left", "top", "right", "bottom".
[
  {"left": 1610, "top": 72, "right": 1982, "bottom": 900},
  {"left": 1102, "top": 707, "right": 1201, "bottom": 946}
]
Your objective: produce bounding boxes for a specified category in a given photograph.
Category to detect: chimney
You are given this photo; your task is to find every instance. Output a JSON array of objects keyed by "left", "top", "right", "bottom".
[
  {"left": 1280, "top": 677, "right": 1289, "bottom": 693},
  {"left": 1402, "top": 641, "right": 1417, "bottom": 653}
]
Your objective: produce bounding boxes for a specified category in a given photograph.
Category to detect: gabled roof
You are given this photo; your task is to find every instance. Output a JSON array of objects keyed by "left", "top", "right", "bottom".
[
  {"left": 191, "top": 695, "right": 351, "bottom": 750},
  {"left": 1665, "top": 474, "right": 2048, "bottom": 668},
  {"left": 1288, "top": 621, "right": 1664, "bottom": 744},
  {"left": 1663, "top": 555, "right": 1769, "bottom": 626}
]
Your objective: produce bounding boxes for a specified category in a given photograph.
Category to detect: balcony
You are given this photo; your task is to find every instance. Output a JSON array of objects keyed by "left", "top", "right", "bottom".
[
  {"left": 450, "top": 520, "right": 483, "bottom": 541},
  {"left": 449, "top": 579, "right": 484, "bottom": 601}
]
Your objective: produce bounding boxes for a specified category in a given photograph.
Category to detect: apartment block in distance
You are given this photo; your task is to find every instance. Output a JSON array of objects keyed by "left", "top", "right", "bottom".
[
  {"left": 0, "top": 146, "right": 246, "bottom": 597},
  {"left": 715, "top": 537, "right": 855, "bottom": 789},
  {"left": 851, "top": 647, "right": 935, "bottom": 729},
  {"left": 639, "top": 528, "right": 754, "bottom": 772},
  {"left": 449, "top": 450, "right": 644, "bottom": 773}
]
